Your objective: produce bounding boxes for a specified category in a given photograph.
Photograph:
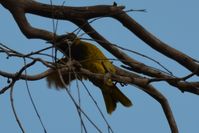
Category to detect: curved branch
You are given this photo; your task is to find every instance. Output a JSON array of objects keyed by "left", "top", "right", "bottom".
[
  {"left": 0, "top": 59, "right": 37, "bottom": 94},
  {"left": 1, "top": 0, "right": 124, "bottom": 40},
  {"left": 138, "top": 85, "right": 178, "bottom": 133}
]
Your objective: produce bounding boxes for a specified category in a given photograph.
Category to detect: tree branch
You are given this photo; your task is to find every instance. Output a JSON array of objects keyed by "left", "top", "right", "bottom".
[
  {"left": 1, "top": 0, "right": 198, "bottom": 132},
  {"left": 113, "top": 11, "right": 199, "bottom": 75},
  {"left": 138, "top": 85, "right": 178, "bottom": 133}
]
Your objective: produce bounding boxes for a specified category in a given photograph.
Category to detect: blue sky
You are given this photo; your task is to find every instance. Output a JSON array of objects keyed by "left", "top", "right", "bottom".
[{"left": 0, "top": 0, "right": 199, "bottom": 133}]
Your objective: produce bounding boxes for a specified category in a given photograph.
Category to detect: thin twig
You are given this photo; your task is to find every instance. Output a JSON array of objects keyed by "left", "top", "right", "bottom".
[
  {"left": 74, "top": 77, "right": 88, "bottom": 133},
  {"left": 181, "top": 67, "right": 199, "bottom": 80},
  {"left": 72, "top": 67, "right": 114, "bottom": 133},
  {"left": 0, "top": 60, "right": 37, "bottom": 94},
  {"left": 23, "top": 58, "right": 47, "bottom": 133},
  {"left": 57, "top": 69, "right": 102, "bottom": 133},
  {"left": 10, "top": 83, "right": 25, "bottom": 133},
  {"left": 80, "top": 80, "right": 114, "bottom": 133}
]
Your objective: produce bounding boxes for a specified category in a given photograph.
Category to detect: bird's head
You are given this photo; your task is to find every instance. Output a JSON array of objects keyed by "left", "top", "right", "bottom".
[
  {"left": 65, "top": 32, "right": 76, "bottom": 41},
  {"left": 64, "top": 32, "right": 81, "bottom": 46}
]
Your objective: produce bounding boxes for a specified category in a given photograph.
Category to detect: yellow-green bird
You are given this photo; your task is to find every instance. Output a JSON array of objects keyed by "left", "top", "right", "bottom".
[{"left": 46, "top": 33, "right": 132, "bottom": 114}]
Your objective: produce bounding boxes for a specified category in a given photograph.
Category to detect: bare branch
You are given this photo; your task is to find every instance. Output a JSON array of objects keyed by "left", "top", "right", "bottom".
[
  {"left": 113, "top": 11, "right": 199, "bottom": 75},
  {"left": 115, "top": 66, "right": 199, "bottom": 95},
  {"left": 10, "top": 84, "right": 25, "bottom": 133},
  {"left": 138, "top": 85, "right": 178, "bottom": 133},
  {"left": 0, "top": 60, "right": 37, "bottom": 94},
  {"left": 1, "top": 0, "right": 198, "bottom": 132},
  {"left": 78, "top": 21, "right": 171, "bottom": 78}
]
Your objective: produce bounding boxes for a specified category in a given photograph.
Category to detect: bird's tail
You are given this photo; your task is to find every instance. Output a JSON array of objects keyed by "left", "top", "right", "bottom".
[{"left": 101, "top": 84, "right": 132, "bottom": 114}]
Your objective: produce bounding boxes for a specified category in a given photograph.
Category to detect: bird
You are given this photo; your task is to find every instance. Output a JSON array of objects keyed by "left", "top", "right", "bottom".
[{"left": 46, "top": 33, "right": 132, "bottom": 114}]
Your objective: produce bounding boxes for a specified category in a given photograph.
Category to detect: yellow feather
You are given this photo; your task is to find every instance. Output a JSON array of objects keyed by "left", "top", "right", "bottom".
[{"left": 46, "top": 36, "right": 132, "bottom": 113}]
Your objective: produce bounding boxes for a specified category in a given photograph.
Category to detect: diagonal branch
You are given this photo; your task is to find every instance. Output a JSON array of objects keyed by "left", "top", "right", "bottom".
[
  {"left": 113, "top": 11, "right": 199, "bottom": 75},
  {"left": 77, "top": 21, "right": 171, "bottom": 78}
]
